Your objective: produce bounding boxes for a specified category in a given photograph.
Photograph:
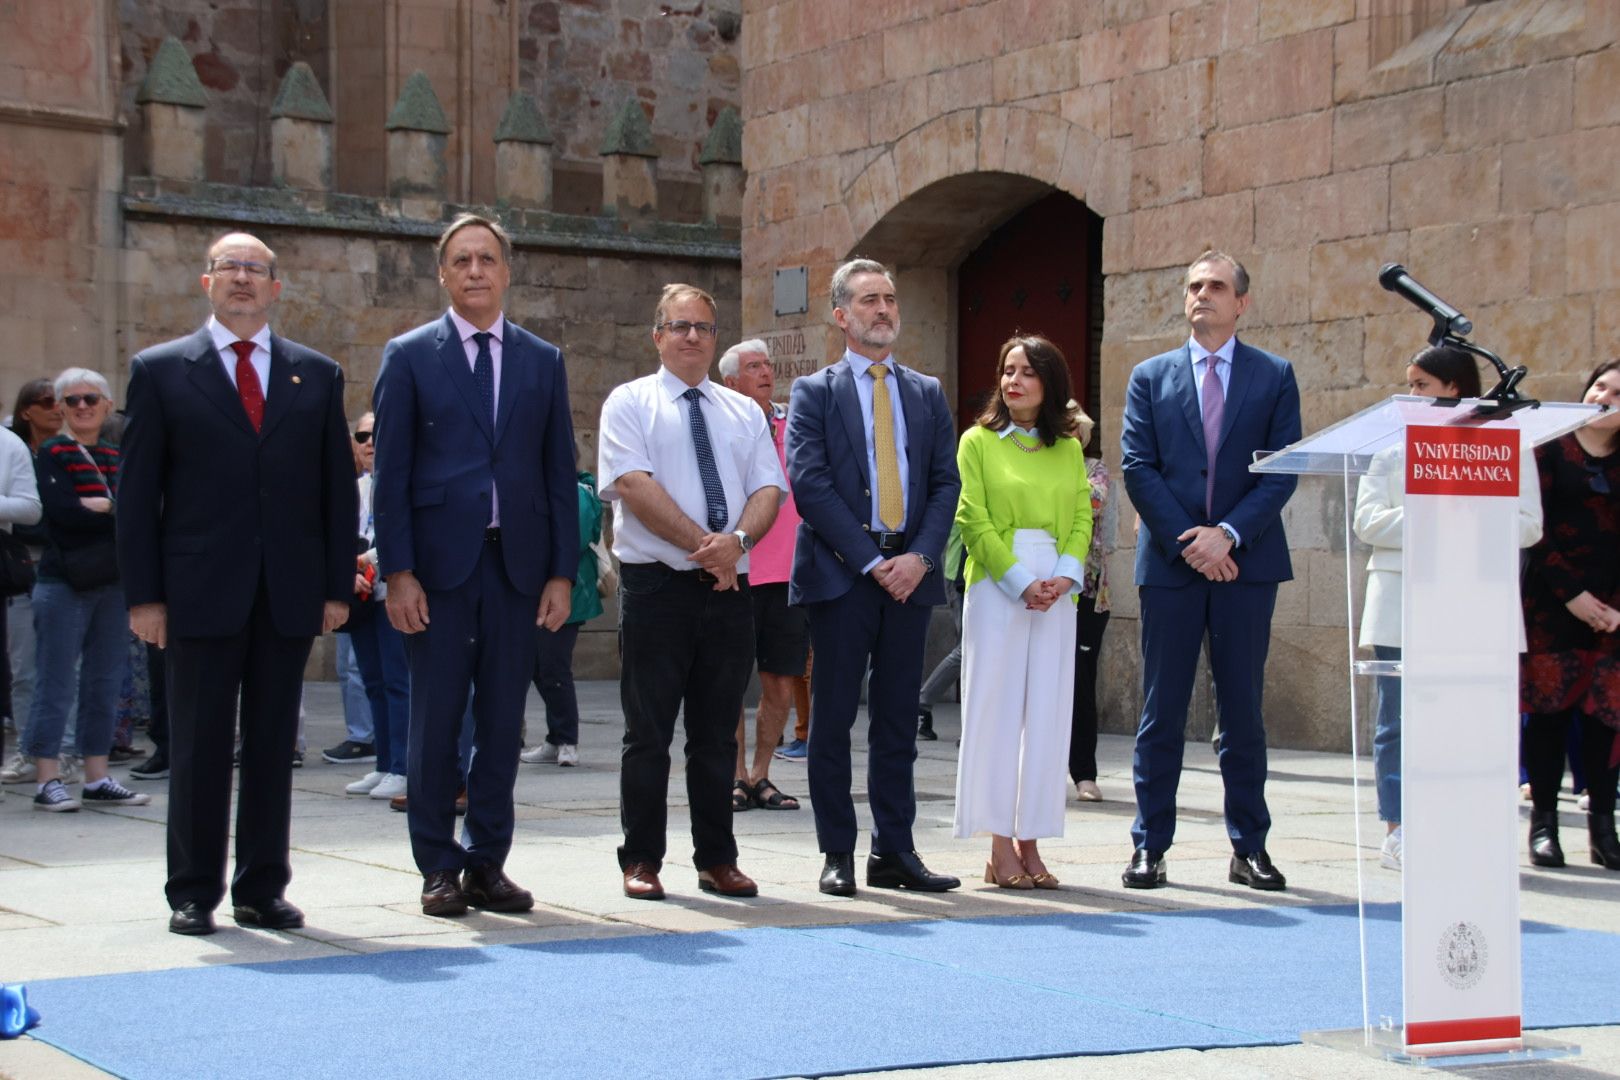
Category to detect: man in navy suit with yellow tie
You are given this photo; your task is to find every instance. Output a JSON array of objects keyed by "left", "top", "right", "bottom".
[
  {"left": 1119, "top": 250, "right": 1301, "bottom": 892},
  {"left": 373, "top": 214, "right": 578, "bottom": 917},
  {"left": 786, "top": 258, "right": 961, "bottom": 897}
]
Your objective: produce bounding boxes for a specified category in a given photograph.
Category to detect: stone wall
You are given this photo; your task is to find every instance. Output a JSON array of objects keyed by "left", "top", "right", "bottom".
[{"left": 739, "top": 0, "right": 1620, "bottom": 750}]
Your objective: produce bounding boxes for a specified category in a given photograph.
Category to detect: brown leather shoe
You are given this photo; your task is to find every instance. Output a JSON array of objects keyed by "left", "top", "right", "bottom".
[
  {"left": 421, "top": 869, "right": 468, "bottom": 917},
  {"left": 697, "top": 863, "right": 758, "bottom": 897},
  {"left": 462, "top": 863, "right": 534, "bottom": 912},
  {"left": 622, "top": 861, "right": 665, "bottom": 900},
  {"left": 390, "top": 790, "right": 467, "bottom": 815}
]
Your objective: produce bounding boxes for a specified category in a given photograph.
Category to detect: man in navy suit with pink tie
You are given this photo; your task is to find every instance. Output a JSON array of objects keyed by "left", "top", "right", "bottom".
[
  {"left": 1119, "top": 250, "right": 1301, "bottom": 892},
  {"left": 373, "top": 214, "right": 578, "bottom": 917}
]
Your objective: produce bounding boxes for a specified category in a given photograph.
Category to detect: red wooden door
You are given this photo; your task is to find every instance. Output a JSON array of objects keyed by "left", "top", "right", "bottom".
[{"left": 956, "top": 193, "right": 1102, "bottom": 442}]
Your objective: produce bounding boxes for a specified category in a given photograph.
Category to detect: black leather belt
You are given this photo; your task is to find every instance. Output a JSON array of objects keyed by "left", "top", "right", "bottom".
[
  {"left": 484, "top": 527, "right": 501, "bottom": 542},
  {"left": 871, "top": 530, "right": 905, "bottom": 555}
]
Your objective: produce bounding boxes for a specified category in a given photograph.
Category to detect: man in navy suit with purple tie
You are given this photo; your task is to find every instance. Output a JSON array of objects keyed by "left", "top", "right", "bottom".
[
  {"left": 373, "top": 214, "right": 578, "bottom": 918},
  {"left": 1119, "top": 250, "right": 1301, "bottom": 893}
]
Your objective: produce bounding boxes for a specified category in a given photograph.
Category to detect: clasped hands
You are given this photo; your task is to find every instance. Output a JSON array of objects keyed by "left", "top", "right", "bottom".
[
  {"left": 872, "top": 553, "right": 928, "bottom": 603},
  {"left": 689, "top": 531, "right": 743, "bottom": 591},
  {"left": 1019, "top": 576, "right": 1074, "bottom": 613},
  {"left": 1566, "top": 590, "right": 1620, "bottom": 634},
  {"left": 1178, "top": 524, "right": 1238, "bottom": 582}
]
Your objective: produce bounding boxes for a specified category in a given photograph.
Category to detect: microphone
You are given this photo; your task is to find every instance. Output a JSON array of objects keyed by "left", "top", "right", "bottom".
[{"left": 1378, "top": 264, "right": 1473, "bottom": 341}]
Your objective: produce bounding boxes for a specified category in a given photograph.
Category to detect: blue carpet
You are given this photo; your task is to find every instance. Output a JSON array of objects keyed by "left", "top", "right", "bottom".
[{"left": 25, "top": 904, "right": 1620, "bottom": 1079}]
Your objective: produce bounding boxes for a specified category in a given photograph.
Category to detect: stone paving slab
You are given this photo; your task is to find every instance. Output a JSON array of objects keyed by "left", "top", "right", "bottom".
[{"left": 2, "top": 680, "right": 1616, "bottom": 1078}]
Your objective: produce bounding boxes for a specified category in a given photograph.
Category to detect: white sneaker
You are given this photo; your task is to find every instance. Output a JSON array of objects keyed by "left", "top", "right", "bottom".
[
  {"left": 346, "top": 771, "right": 387, "bottom": 795},
  {"left": 0, "top": 751, "right": 35, "bottom": 784},
  {"left": 59, "top": 754, "right": 82, "bottom": 785},
  {"left": 1578, "top": 791, "right": 1591, "bottom": 812},
  {"left": 1380, "top": 826, "right": 1403, "bottom": 870},
  {"left": 368, "top": 773, "right": 407, "bottom": 800},
  {"left": 520, "top": 742, "right": 559, "bottom": 765},
  {"left": 557, "top": 743, "right": 578, "bottom": 767}
]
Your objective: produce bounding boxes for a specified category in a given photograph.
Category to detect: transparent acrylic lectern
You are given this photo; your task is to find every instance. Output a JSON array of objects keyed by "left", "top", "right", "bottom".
[{"left": 1251, "top": 394, "right": 1601, "bottom": 1066}]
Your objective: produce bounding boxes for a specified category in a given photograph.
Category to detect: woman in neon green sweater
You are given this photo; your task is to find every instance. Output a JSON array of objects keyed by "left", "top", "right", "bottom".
[{"left": 954, "top": 335, "right": 1093, "bottom": 889}]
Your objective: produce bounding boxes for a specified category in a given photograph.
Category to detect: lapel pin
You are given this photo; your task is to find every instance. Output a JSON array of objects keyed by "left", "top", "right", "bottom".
[{"left": 291, "top": 375, "right": 302, "bottom": 384}]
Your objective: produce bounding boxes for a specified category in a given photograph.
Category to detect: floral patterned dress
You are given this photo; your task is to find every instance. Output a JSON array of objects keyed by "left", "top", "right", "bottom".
[{"left": 1520, "top": 433, "right": 1620, "bottom": 729}]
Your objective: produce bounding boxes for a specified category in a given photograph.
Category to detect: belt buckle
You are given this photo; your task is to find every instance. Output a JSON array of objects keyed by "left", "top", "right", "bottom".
[{"left": 695, "top": 568, "right": 717, "bottom": 585}]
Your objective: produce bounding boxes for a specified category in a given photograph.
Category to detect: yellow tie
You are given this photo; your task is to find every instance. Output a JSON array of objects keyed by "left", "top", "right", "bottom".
[{"left": 869, "top": 364, "right": 903, "bottom": 531}]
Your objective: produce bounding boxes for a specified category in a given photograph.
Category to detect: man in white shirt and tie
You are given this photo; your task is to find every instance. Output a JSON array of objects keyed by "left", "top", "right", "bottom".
[{"left": 597, "top": 283, "right": 783, "bottom": 901}]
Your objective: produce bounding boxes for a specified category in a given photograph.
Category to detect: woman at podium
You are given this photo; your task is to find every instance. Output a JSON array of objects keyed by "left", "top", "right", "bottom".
[
  {"left": 1355, "top": 345, "right": 1543, "bottom": 871},
  {"left": 1520, "top": 359, "right": 1620, "bottom": 872}
]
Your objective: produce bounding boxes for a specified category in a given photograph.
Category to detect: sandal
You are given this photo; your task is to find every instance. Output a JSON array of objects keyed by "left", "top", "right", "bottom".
[
  {"left": 749, "top": 778, "right": 800, "bottom": 811},
  {"left": 732, "top": 779, "right": 752, "bottom": 812}
]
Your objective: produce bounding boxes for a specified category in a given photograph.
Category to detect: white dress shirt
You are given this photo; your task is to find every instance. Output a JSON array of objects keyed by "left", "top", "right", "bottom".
[
  {"left": 447, "top": 307, "right": 506, "bottom": 524},
  {"left": 207, "top": 316, "right": 271, "bottom": 393},
  {"left": 598, "top": 366, "right": 784, "bottom": 571}
]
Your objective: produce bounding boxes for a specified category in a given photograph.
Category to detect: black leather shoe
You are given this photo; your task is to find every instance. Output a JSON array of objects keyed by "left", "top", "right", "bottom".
[
  {"left": 1121, "top": 848, "right": 1166, "bottom": 889},
  {"left": 819, "top": 852, "right": 857, "bottom": 896},
  {"left": 462, "top": 863, "right": 534, "bottom": 912},
  {"left": 421, "top": 869, "right": 469, "bottom": 917},
  {"left": 1530, "top": 809, "right": 1565, "bottom": 867},
  {"left": 1229, "top": 850, "right": 1287, "bottom": 891},
  {"left": 232, "top": 897, "right": 305, "bottom": 930},
  {"left": 866, "top": 851, "right": 960, "bottom": 892},
  {"left": 1588, "top": 814, "right": 1620, "bottom": 871},
  {"left": 917, "top": 706, "right": 938, "bottom": 741},
  {"left": 168, "top": 901, "right": 216, "bottom": 936}
]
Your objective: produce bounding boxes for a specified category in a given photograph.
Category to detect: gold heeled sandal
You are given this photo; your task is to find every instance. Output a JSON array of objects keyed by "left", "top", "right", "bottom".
[{"left": 983, "top": 861, "right": 1034, "bottom": 890}]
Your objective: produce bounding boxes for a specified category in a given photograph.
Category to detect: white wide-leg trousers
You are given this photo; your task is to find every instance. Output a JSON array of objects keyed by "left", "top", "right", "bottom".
[{"left": 953, "top": 529, "right": 1077, "bottom": 840}]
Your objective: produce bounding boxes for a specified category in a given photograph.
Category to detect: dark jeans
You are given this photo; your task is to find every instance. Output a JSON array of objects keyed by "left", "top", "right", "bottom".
[
  {"left": 347, "top": 601, "right": 410, "bottom": 775},
  {"left": 617, "top": 563, "right": 753, "bottom": 873},
  {"left": 1526, "top": 710, "right": 1618, "bottom": 818},
  {"left": 1068, "top": 593, "right": 1110, "bottom": 784},
  {"left": 532, "top": 622, "right": 582, "bottom": 745}
]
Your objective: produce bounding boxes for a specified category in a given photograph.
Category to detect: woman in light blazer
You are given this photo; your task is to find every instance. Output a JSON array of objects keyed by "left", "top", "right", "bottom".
[
  {"left": 954, "top": 334, "right": 1092, "bottom": 889},
  {"left": 1354, "top": 344, "right": 1542, "bottom": 870}
]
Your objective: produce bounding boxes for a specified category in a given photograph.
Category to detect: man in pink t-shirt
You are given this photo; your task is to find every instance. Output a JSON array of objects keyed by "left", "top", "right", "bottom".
[{"left": 720, "top": 340, "right": 805, "bottom": 811}]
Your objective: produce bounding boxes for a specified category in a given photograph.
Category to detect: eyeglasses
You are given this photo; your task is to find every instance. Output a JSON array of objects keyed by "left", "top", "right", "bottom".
[
  {"left": 1583, "top": 459, "right": 1610, "bottom": 495},
  {"left": 25, "top": 396, "right": 56, "bottom": 410},
  {"left": 353, "top": 430, "right": 373, "bottom": 444},
  {"left": 656, "top": 320, "right": 718, "bottom": 339},
  {"left": 211, "top": 258, "right": 273, "bottom": 279},
  {"left": 63, "top": 394, "right": 103, "bottom": 408}
]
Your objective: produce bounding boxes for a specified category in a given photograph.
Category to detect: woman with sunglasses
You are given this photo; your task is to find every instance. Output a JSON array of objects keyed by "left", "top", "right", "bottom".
[
  {"left": 20, "top": 369, "right": 147, "bottom": 811},
  {"left": 0, "top": 380, "right": 66, "bottom": 787},
  {"left": 1354, "top": 345, "right": 1543, "bottom": 872},
  {"left": 1520, "top": 358, "right": 1620, "bottom": 871},
  {"left": 954, "top": 334, "right": 1092, "bottom": 889}
]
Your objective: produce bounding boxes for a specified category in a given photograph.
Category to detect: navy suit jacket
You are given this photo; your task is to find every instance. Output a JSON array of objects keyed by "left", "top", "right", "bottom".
[
  {"left": 372, "top": 313, "right": 577, "bottom": 596},
  {"left": 785, "top": 359, "right": 960, "bottom": 607},
  {"left": 1120, "top": 339, "right": 1301, "bottom": 587},
  {"left": 117, "top": 325, "right": 357, "bottom": 639}
]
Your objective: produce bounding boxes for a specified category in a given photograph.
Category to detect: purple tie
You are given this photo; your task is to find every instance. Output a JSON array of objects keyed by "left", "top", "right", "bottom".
[{"left": 1201, "top": 355, "right": 1225, "bottom": 519}]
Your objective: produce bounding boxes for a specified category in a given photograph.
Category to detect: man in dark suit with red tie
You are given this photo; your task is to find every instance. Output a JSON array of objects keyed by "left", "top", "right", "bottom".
[
  {"left": 119, "top": 232, "right": 357, "bottom": 936},
  {"left": 372, "top": 214, "right": 577, "bottom": 917}
]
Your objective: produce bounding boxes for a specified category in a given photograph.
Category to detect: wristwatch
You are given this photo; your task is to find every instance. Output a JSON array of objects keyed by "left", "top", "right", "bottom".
[
  {"left": 916, "top": 553, "right": 935, "bottom": 574},
  {"left": 1217, "top": 524, "right": 1238, "bottom": 548},
  {"left": 733, "top": 529, "right": 754, "bottom": 552}
]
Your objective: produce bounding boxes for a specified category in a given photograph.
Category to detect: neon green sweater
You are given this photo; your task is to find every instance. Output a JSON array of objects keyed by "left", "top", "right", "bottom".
[{"left": 955, "top": 424, "right": 1093, "bottom": 600}]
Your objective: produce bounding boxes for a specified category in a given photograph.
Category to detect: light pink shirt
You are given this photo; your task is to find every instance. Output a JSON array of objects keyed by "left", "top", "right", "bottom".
[
  {"left": 747, "top": 405, "right": 800, "bottom": 585},
  {"left": 447, "top": 307, "right": 505, "bottom": 525}
]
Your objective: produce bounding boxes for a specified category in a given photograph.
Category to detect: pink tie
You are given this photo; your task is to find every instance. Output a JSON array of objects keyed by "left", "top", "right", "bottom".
[
  {"left": 1201, "top": 355, "right": 1225, "bottom": 519},
  {"left": 231, "top": 341, "right": 265, "bottom": 433}
]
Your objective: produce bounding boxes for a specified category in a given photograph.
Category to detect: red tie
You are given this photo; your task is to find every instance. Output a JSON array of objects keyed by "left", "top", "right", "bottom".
[{"left": 231, "top": 340, "right": 265, "bottom": 433}]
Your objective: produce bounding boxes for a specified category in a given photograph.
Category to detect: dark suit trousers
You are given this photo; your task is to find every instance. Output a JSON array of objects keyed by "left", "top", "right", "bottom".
[
  {"left": 405, "top": 535, "right": 535, "bottom": 876},
  {"left": 1132, "top": 578, "right": 1277, "bottom": 855},
  {"left": 1069, "top": 593, "right": 1111, "bottom": 784},
  {"left": 616, "top": 563, "right": 753, "bottom": 873},
  {"left": 805, "top": 575, "right": 932, "bottom": 855},
  {"left": 165, "top": 581, "right": 313, "bottom": 910}
]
